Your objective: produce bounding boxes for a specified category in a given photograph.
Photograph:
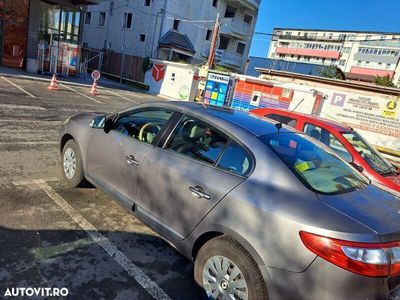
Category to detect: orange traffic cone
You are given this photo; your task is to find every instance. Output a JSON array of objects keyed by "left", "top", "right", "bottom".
[
  {"left": 48, "top": 74, "right": 59, "bottom": 90},
  {"left": 90, "top": 81, "right": 98, "bottom": 96}
]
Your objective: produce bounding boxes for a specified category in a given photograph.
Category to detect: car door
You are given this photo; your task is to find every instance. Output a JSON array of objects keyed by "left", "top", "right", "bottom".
[
  {"left": 86, "top": 108, "right": 175, "bottom": 209},
  {"left": 135, "top": 114, "right": 253, "bottom": 240}
]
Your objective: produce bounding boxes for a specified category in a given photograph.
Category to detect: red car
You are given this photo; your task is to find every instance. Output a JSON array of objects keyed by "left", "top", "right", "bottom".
[{"left": 252, "top": 108, "right": 400, "bottom": 193}]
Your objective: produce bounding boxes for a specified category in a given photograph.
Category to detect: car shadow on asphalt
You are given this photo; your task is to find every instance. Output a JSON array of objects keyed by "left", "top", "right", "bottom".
[{"left": 0, "top": 225, "right": 207, "bottom": 300}]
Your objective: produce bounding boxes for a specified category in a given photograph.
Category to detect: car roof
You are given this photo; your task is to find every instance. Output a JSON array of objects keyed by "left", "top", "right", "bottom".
[
  {"left": 148, "top": 101, "right": 295, "bottom": 137},
  {"left": 255, "top": 107, "right": 352, "bottom": 132}
]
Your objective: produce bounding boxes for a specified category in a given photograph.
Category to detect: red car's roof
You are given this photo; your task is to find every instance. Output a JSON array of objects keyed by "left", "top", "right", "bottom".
[{"left": 252, "top": 108, "right": 353, "bottom": 132}]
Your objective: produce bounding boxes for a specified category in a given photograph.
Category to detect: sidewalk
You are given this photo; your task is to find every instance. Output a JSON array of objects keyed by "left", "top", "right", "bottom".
[{"left": 0, "top": 66, "right": 140, "bottom": 91}]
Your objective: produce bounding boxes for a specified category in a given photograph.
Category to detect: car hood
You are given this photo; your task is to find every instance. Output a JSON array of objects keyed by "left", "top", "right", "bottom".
[{"left": 317, "top": 185, "right": 400, "bottom": 242}]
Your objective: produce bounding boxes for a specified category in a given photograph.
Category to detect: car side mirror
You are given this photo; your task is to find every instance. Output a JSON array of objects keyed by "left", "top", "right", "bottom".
[
  {"left": 90, "top": 116, "right": 106, "bottom": 129},
  {"left": 350, "top": 162, "right": 364, "bottom": 173},
  {"left": 103, "top": 118, "right": 115, "bottom": 134}
]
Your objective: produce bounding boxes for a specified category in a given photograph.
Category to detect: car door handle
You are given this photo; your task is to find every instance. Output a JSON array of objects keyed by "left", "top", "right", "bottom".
[
  {"left": 189, "top": 186, "right": 211, "bottom": 200},
  {"left": 125, "top": 155, "right": 139, "bottom": 166}
]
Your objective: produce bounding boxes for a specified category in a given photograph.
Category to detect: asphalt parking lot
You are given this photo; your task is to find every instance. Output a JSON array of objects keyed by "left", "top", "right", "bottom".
[{"left": 0, "top": 77, "right": 207, "bottom": 299}]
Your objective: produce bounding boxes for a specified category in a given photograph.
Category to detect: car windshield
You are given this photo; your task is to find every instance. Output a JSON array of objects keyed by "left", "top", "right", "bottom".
[
  {"left": 259, "top": 132, "right": 369, "bottom": 194},
  {"left": 341, "top": 131, "right": 397, "bottom": 176}
]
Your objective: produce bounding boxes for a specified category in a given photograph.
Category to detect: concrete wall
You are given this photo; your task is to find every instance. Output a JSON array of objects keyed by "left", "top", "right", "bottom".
[{"left": 144, "top": 59, "right": 199, "bottom": 101}]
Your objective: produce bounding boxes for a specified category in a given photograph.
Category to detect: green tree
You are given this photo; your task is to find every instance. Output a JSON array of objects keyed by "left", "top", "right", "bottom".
[
  {"left": 317, "top": 65, "right": 346, "bottom": 80},
  {"left": 374, "top": 75, "right": 395, "bottom": 87}
]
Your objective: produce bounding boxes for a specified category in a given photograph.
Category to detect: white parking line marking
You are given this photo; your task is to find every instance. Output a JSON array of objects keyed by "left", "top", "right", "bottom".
[
  {"left": 105, "top": 89, "right": 139, "bottom": 104},
  {"left": 60, "top": 83, "right": 102, "bottom": 104},
  {"left": 34, "top": 179, "right": 171, "bottom": 300},
  {"left": 1, "top": 76, "right": 37, "bottom": 98},
  {"left": 12, "top": 177, "right": 60, "bottom": 186},
  {"left": 0, "top": 119, "right": 62, "bottom": 124},
  {"left": 0, "top": 141, "right": 58, "bottom": 146}
]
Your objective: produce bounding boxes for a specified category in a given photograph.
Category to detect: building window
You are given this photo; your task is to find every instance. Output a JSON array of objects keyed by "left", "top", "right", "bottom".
[
  {"left": 224, "top": 5, "right": 237, "bottom": 18},
  {"left": 386, "top": 63, "right": 391, "bottom": 70},
  {"left": 366, "top": 35, "right": 371, "bottom": 40},
  {"left": 144, "top": 0, "right": 151, "bottom": 6},
  {"left": 212, "top": 0, "right": 218, "bottom": 7},
  {"left": 244, "top": 14, "right": 253, "bottom": 25},
  {"left": 140, "top": 34, "right": 146, "bottom": 42},
  {"left": 123, "top": 13, "right": 133, "bottom": 29},
  {"left": 173, "top": 19, "right": 180, "bottom": 31},
  {"left": 99, "top": 12, "right": 106, "bottom": 26},
  {"left": 206, "top": 29, "right": 212, "bottom": 41},
  {"left": 219, "top": 36, "right": 230, "bottom": 50},
  {"left": 85, "top": 12, "right": 92, "bottom": 25},
  {"left": 236, "top": 42, "right": 246, "bottom": 55}
]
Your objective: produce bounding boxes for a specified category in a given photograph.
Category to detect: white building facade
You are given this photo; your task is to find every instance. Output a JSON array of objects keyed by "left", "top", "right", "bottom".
[
  {"left": 82, "top": 0, "right": 260, "bottom": 72},
  {"left": 267, "top": 28, "right": 400, "bottom": 86}
]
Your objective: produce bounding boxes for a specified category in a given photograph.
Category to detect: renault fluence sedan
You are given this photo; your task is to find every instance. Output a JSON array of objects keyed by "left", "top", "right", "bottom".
[{"left": 60, "top": 102, "right": 400, "bottom": 300}]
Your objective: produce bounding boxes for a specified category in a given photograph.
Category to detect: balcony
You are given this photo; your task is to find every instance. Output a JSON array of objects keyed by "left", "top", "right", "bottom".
[
  {"left": 215, "top": 50, "right": 243, "bottom": 67},
  {"left": 220, "top": 18, "right": 251, "bottom": 39},
  {"left": 349, "top": 67, "right": 395, "bottom": 78},
  {"left": 274, "top": 35, "right": 346, "bottom": 43},
  {"left": 276, "top": 47, "right": 341, "bottom": 59},
  {"left": 226, "top": 0, "right": 260, "bottom": 11}
]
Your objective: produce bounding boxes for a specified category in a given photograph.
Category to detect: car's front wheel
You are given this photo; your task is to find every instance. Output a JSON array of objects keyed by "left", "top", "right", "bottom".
[
  {"left": 62, "top": 139, "right": 85, "bottom": 188},
  {"left": 194, "top": 235, "right": 268, "bottom": 300}
]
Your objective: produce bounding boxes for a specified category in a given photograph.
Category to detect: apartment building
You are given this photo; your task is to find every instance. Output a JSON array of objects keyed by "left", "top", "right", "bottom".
[
  {"left": 267, "top": 28, "right": 400, "bottom": 86},
  {"left": 82, "top": 0, "right": 260, "bottom": 72}
]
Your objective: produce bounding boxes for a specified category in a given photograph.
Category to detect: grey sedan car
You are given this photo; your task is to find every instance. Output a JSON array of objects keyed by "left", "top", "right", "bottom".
[{"left": 60, "top": 101, "right": 400, "bottom": 300}]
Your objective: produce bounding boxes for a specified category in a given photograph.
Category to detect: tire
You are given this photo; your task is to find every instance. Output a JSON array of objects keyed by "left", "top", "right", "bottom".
[
  {"left": 61, "top": 139, "right": 85, "bottom": 188},
  {"left": 194, "top": 235, "right": 268, "bottom": 300}
]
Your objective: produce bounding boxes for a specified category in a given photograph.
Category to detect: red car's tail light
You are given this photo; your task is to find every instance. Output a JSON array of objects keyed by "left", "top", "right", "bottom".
[{"left": 299, "top": 231, "right": 400, "bottom": 277}]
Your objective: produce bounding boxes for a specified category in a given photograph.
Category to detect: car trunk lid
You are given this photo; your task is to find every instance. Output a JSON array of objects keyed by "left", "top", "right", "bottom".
[{"left": 317, "top": 184, "right": 400, "bottom": 243}]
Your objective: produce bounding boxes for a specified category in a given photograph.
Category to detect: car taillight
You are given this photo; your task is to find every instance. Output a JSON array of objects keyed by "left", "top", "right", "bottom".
[{"left": 300, "top": 231, "right": 400, "bottom": 277}]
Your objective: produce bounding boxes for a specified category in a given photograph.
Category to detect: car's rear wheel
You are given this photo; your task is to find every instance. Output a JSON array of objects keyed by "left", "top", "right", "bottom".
[
  {"left": 194, "top": 235, "right": 268, "bottom": 300},
  {"left": 62, "top": 139, "right": 84, "bottom": 188}
]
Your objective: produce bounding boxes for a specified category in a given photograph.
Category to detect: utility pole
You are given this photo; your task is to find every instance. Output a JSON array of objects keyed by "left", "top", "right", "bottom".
[{"left": 207, "top": 13, "right": 220, "bottom": 68}]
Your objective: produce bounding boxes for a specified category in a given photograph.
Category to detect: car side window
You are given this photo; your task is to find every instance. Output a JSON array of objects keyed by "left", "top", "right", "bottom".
[
  {"left": 217, "top": 141, "right": 252, "bottom": 176},
  {"left": 113, "top": 109, "right": 174, "bottom": 145},
  {"left": 266, "top": 114, "right": 297, "bottom": 128},
  {"left": 304, "top": 123, "right": 352, "bottom": 162},
  {"left": 164, "top": 115, "right": 229, "bottom": 165}
]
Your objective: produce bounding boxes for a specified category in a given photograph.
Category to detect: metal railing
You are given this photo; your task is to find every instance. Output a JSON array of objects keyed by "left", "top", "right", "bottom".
[
  {"left": 37, "top": 43, "right": 104, "bottom": 77},
  {"left": 220, "top": 18, "right": 251, "bottom": 38},
  {"left": 215, "top": 50, "right": 244, "bottom": 67}
]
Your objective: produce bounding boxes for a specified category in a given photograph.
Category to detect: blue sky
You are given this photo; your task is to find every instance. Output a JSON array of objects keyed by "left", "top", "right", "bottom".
[{"left": 249, "top": 0, "right": 400, "bottom": 57}]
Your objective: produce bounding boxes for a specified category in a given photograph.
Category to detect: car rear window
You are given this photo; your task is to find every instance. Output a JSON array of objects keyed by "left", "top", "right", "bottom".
[
  {"left": 259, "top": 132, "right": 369, "bottom": 194},
  {"left": 266, "top": 114, "right": 297, "bottom": 128}
]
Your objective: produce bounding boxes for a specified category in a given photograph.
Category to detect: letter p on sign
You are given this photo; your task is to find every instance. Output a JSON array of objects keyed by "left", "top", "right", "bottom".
[{"left": 331, "top": 93, "right": 346, "bottom": 107}]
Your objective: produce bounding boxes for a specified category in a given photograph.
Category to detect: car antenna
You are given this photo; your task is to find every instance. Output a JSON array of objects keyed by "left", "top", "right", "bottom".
[{"left": 275, "top": 97, "right": 305, "bottom": 131}]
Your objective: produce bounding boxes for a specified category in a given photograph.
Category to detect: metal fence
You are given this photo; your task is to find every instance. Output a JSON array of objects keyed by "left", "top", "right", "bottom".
[
  {"left": 37, "top": 44, "right": 145, "bottom": 82},
  {"left": 38, "top": 43, "right": 104, "bottom": 77}
]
